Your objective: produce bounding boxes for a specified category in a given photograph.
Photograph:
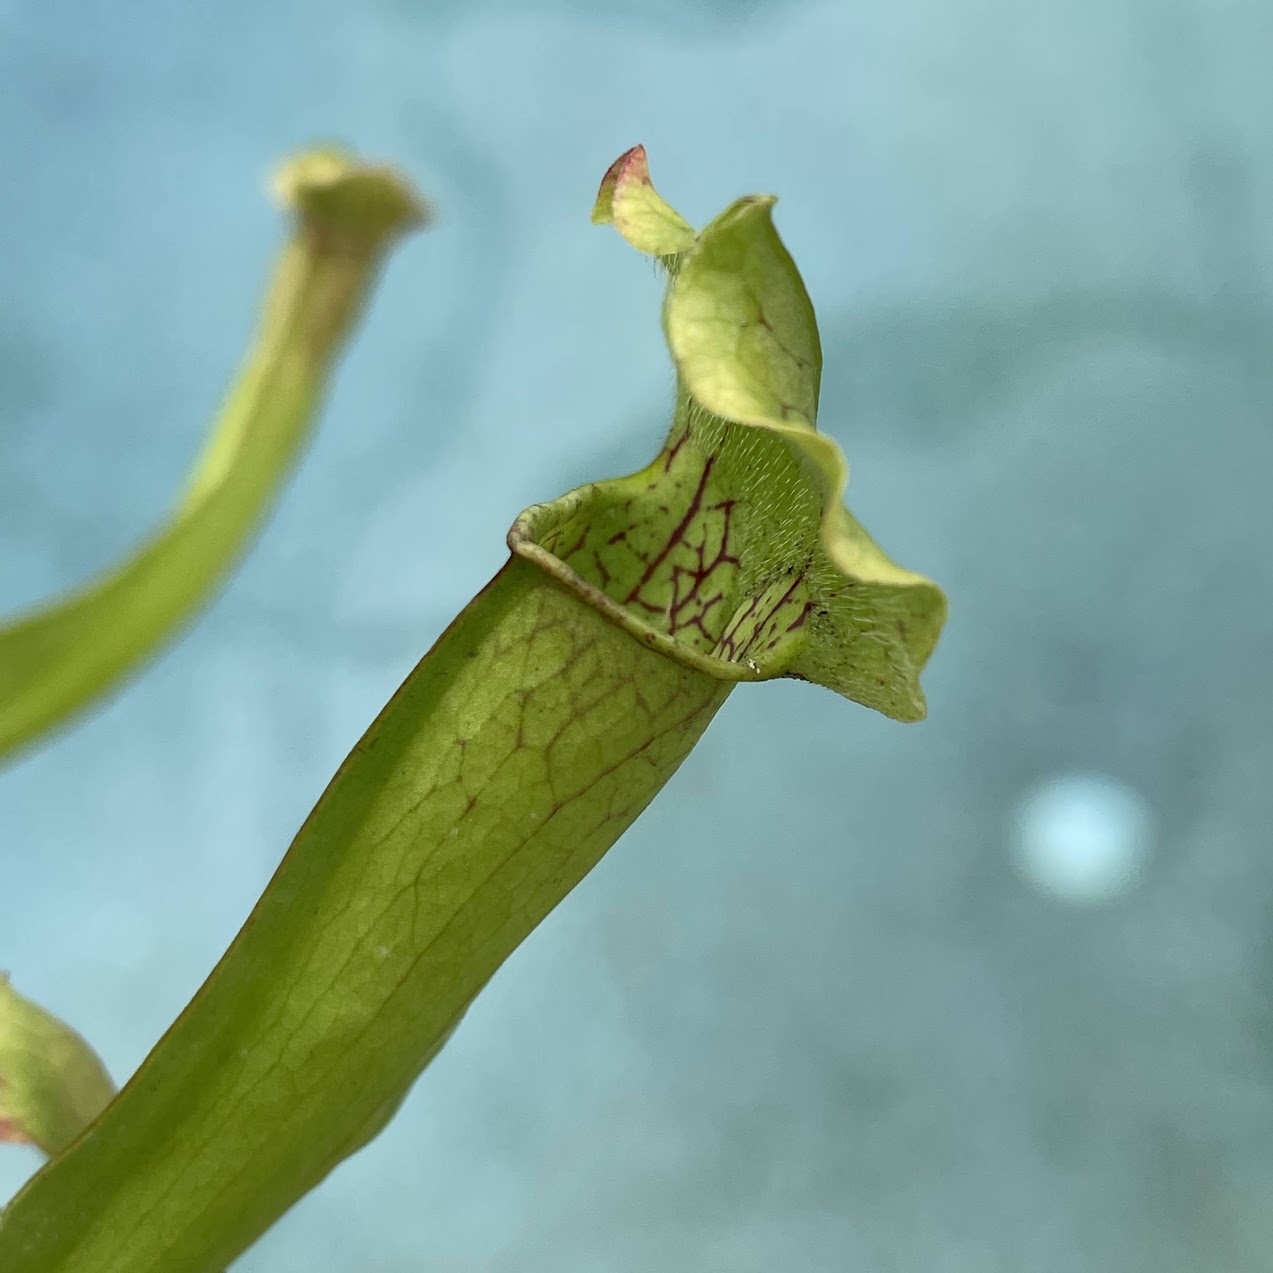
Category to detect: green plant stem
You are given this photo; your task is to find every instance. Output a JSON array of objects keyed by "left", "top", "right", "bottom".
[{"left": 0, "top": 150, "right": 424, "bottom": 763}]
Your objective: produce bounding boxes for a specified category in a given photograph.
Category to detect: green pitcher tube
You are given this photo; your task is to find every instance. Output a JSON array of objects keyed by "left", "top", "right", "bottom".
[{"left": 0, "top": 146, "right": 944, "bottom": 1273}]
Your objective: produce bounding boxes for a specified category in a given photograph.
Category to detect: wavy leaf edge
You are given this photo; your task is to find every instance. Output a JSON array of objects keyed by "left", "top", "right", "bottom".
[{"left": 516, "top": 144, "right": 946, "bottom": 722}]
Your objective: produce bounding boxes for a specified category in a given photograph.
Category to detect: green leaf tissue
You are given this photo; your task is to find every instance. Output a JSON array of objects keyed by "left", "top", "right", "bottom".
[{"left": 0, "top": 146, "right": 946, "bottom": 1273}]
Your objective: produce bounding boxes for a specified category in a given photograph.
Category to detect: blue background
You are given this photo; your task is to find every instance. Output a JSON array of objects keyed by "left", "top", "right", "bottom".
[{"left": 3, "top": 2, "right": 1272, "bottom": 1269}]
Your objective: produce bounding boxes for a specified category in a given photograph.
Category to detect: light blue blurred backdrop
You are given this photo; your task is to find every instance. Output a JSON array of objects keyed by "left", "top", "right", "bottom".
[{"left": 3, "top": 2, "right": 1272, "bottom": 1270}]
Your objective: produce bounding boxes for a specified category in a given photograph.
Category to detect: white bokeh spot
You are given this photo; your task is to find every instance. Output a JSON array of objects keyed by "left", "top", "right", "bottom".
[{"left": 1013, "top": 773, "right": 1153, "bottom": 902}]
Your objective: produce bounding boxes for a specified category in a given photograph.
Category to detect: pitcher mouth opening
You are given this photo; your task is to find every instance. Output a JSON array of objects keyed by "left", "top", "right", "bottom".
[
  {"left": 506, "top": 405, "right": 822, "bottom": 687},
  {"left": 507, "top": 526, "right": 765, "bottom": 684},
  {"left": 508, "top": 500, "right": 775, "bottom": 686}
]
